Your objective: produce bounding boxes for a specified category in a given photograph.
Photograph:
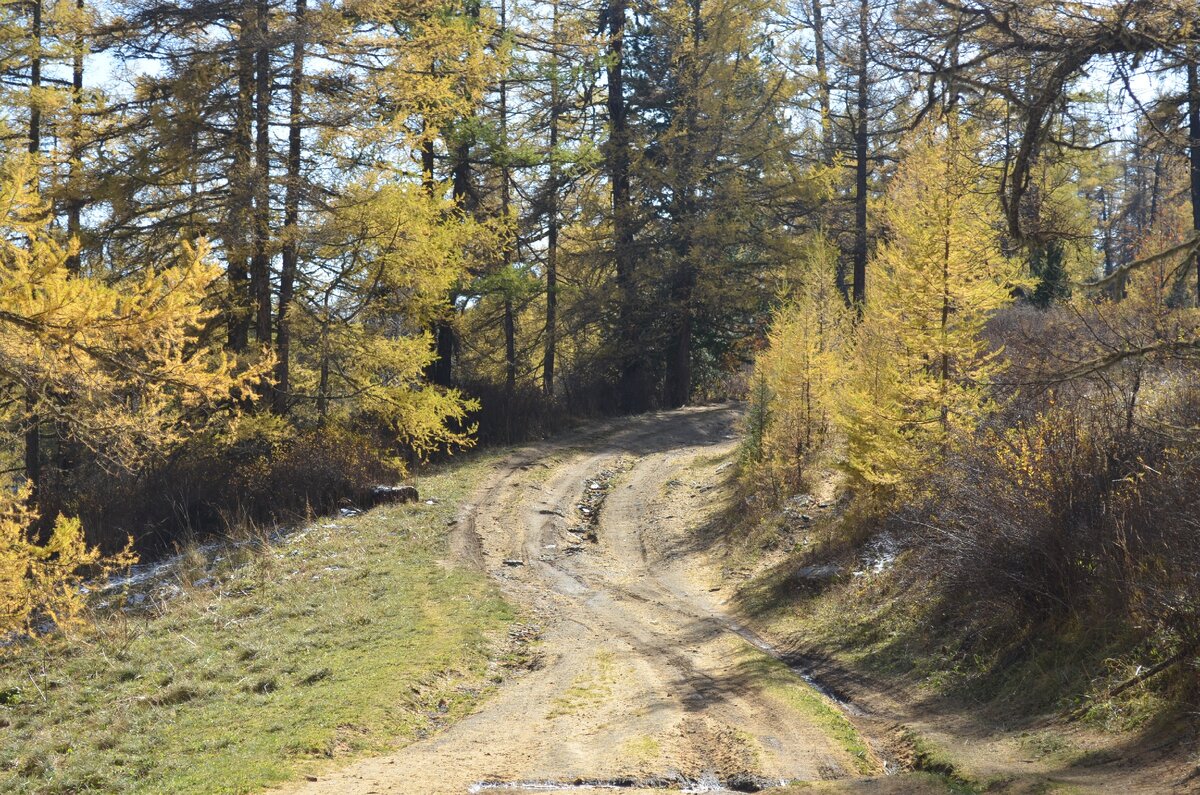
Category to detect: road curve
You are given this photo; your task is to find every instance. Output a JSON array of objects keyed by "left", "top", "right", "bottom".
[{"left": 278, "top": 405, "right": 876, "bottom": 795}]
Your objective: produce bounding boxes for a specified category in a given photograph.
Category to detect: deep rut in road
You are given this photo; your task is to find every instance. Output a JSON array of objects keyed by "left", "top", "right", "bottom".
[{"left": 277, "top": 406, "right": 884, "bottom": 795}]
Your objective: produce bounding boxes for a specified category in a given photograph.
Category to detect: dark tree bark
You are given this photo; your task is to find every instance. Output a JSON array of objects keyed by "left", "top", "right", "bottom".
[
  {"left": 228, "top": 1, "right": 256, "bottom": 352},
  {"left": 25, "top": 0, "right": 42, "bottom": 500},
  {"left": 425, "top": 0, "right": 485, "bottom": 391},
  {"left": 664, "top": 0, "right": 702, "bottom": 409},
  {"left": 419, "top": 114, "right": 454, "bottom": 387},
  {"left": 274, "top": 0, "right": 305, "bottom": 414},
  {"left": 66, "top": 0, "right": 84, "bottom": 275},
  {"left": 503, "top": 299, "right": 517, "bottom": 396},
  {"left": 429, "top": 313, "right": 456, "bottom": 388},
  {"left": 56, "top": 0, "right": 87, "bottom": 477},
  {"left": 499, "top": 0, "right": 517, "bottom": 399},
  {"left": 607, "top": 0, "right": 646, "bottom": 411},
  {"left": 812, "top": 0, "right": 832, "bottom": 165},
  {"left": 251, "top": 0, "right": 273, "bottom": 348},
  {"left": 421, "top": 129, "right": 435, "bottom": 195},
  {"left": 852, "top": 0, "right": 869, "bottom": 309},
  {"left": 1098, "top": 186, "right": 1113, "bottom": 278},
  {"left": 1189, "top": 58, "right": 1200, "bottom": 305},
  {"left": 29, "top": 0, "right": 39, "bottom": 158},
  {"left": 542, "top": 0, "right": 561, "bottom": 397},
  {"left": 427, "top": 6, "right": 484, "bottom": 393}
]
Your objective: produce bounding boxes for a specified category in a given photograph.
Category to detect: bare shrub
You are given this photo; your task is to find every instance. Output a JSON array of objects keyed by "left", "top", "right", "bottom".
[
  {"left": 899, "top": 372, "right": 1200, "bottom": 693},
  {"left": 68, "top": 424, "right": 400, "bottom": 556}
]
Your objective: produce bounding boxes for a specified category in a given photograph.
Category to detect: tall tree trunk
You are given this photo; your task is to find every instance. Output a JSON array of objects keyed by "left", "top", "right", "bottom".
[
  {"left": 418, "top": 120, "right": 454, "bottom": 386},
  {"left": 503, "top": 300, "right": 517, "bottom": 396},
  {"left": 499, "top": 0, "right": 517, "bottom": 399},
  {"left": 939, "top": 118, "right": 958, "bottom": 434},
  {"left": 421, "top": 126, "right": 435, "bottom": 194},
  {"left": 424, "top": 125, "right": 456, "bottom": 389},
  {"left": 251, "top": 0, "right": 273, "bottom": 347},
  {"left": 1099, "top": 187, "right": 1114, "bottom": 278},
  {"left": 29, "top": 0, "right": 39, "bottom": 159},
  {"left": 57, "top": 0, "right": 86, "bottom": 477},
  {"left": 1189, "top": 59, "right": 1200, "bottom": 305},
  {"left": 851, "top": 0, "right": 869, "bottom": 309},
  {"left": 274, "top": 0, "right": 305, "bottom": 414},
  {"left": 812, "top": 0, "right": 832, "bottom": 165},
  {"left": 542, "top": 0, "right": 561, "bottom": 397},
  {"left": 25, "top": 0, "right": 42, "bottom": 500},
  {"left": 425, "top": 0, "right": 483, "bottom": 391},
  {"left": 1148, "top": 151, "right": 1162, "bottom": 228},
  {"left": 66, "top": 0, "right": 84, "bottom": 275},
  {"left": 415, "top": 97, "right": 451, "bottom": 386},
  {"left": 451, "top": 0, "right": 479, "bottom": 212},
  {"left": 664, "top": 0, "right": 702, "bottom": 409},
  {"left": 608, "top": 0, "right": 644, "bottom": 411},
  {"left": 317, "top": 330, "right": 329, "bottom": 422},
  {"left": 430, "top": 318, "right": 455, "bottom": 387},
  {"left": 228, "top": 2, "right": 256, "bottom": 352}
]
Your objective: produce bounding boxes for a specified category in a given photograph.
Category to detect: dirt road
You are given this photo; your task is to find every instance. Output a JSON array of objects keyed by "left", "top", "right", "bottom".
[{"left": 279, "top": 405, "right": 882, "bottom": 795}]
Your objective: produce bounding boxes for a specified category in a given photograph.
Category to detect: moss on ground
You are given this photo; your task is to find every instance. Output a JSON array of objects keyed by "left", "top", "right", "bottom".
[{"left": 0, "top": 456, "right": 515, "bottom": 794}]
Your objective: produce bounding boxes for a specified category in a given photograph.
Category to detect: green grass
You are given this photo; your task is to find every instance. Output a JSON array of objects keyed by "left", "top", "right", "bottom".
[
  {"left": 736, "top": 644, "right": 876, "bottom": 776},
  {"left": 547, "top": 649, "right": 618, "bottom": 718},
  {"left": 0, "top": 456, "right": 515, "bottom": 794},
  {"left": 620, "top": 734, "right": 662, "bottom": 765}
]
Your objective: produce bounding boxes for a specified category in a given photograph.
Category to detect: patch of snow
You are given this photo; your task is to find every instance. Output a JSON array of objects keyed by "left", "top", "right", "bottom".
[{"left": 855, "top": 532, "right": 899, "bottom": 577}]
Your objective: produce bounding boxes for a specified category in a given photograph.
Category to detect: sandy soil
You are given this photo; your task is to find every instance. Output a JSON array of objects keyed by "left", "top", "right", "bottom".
[{"left": 275, "top": 405, "right": 882, "bottom": 795}]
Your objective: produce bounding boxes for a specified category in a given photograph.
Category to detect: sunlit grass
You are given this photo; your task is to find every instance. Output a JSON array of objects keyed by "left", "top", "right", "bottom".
[{"left": 0, "top": 457, "right": 515, "bottom": 794}]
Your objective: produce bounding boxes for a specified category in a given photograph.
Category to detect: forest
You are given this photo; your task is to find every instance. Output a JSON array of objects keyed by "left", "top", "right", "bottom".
[{"left": 1, "top": 0, "right": 1200, "bottom": 790}]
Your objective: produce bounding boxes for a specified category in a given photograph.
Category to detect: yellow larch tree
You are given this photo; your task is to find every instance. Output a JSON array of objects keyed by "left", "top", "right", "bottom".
[
  {"left": 753, "top": 233, "right": 853, "bottom": 492},
  {"left": 838, "top": 118, "right": 1026, "bottom": 494},
  {"left": 0, "top": 156, "right": 260, "bottom": 638},
  {"left": 289, "top": 176, "right": 500, "bottom": 460}
]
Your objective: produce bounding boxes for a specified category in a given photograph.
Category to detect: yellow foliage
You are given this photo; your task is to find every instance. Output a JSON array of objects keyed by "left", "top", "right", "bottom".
[
  {"left": 989, "top": 410, "right": 1065, "bottom": 515},
  {"left": 334, "top": 0, "right": 497, "bottom": 152},
  {"left": 287, "top": 174, "right": 493, "bottom": 460},
  {"left": 838, "top": 118, "right": 1026, "bottom": 494},
  {"left": 0, "top": 484, "right": 135, "bottom": 640},
  {"left": 0, "top": 155, "right": 270, "bottom": 641},
  {"left": 0, "top": 156, "right": 265, "bottom": 471},
  {"left": 753, "top": 234, "right": 852, "bottom": 488}
]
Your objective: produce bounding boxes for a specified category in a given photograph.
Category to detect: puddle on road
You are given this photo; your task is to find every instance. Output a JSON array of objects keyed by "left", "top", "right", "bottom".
[{"left": 469, "top": 773, "right": 794, "bottom": 793}]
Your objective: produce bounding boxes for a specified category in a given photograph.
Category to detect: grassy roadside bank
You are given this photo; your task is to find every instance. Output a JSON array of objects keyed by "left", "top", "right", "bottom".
[
  {"left": 707, "top": 462, "right": 1197, "bottom": 793},
  {"left": 0, "top": 456, "right": 517, "bottom": 794}
]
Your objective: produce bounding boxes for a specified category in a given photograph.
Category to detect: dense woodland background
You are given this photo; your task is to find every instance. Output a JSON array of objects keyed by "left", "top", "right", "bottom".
[{"left": 0, "top": 0, "right": 1199, "bottom": 708}]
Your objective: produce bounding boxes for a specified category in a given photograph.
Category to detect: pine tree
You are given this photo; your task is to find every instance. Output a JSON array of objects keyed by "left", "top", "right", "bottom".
[{"left": 620, "top": 0, "right": 816, "bottom": 405}]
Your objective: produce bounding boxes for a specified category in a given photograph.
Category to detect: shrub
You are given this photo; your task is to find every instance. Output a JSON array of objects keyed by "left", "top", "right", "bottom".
[
  {"left": 458, "top": 379, "right": 575, "bottom": 446},
  {"left": 745, "top": 234, "right": 851, "bottom": 497},
  {"left": 0, "top": 485, "right": 134, "bottom": 639},
  {"left": 900, "top": 380, "right": 1200, "bottom": 684},
  {"left": 66, "top": 420, "right": 404, "bottom": 556}
]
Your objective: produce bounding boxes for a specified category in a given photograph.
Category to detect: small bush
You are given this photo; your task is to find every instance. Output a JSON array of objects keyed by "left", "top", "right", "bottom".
[
  {"left": 458, "top": 380, "right": 575, "bottom": 445},
  {"left": 66, "top": 420, "right": 403, "bottom": 557},
  {"left": 0, "top": 485, "right": 135, "bottom": 639}
]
